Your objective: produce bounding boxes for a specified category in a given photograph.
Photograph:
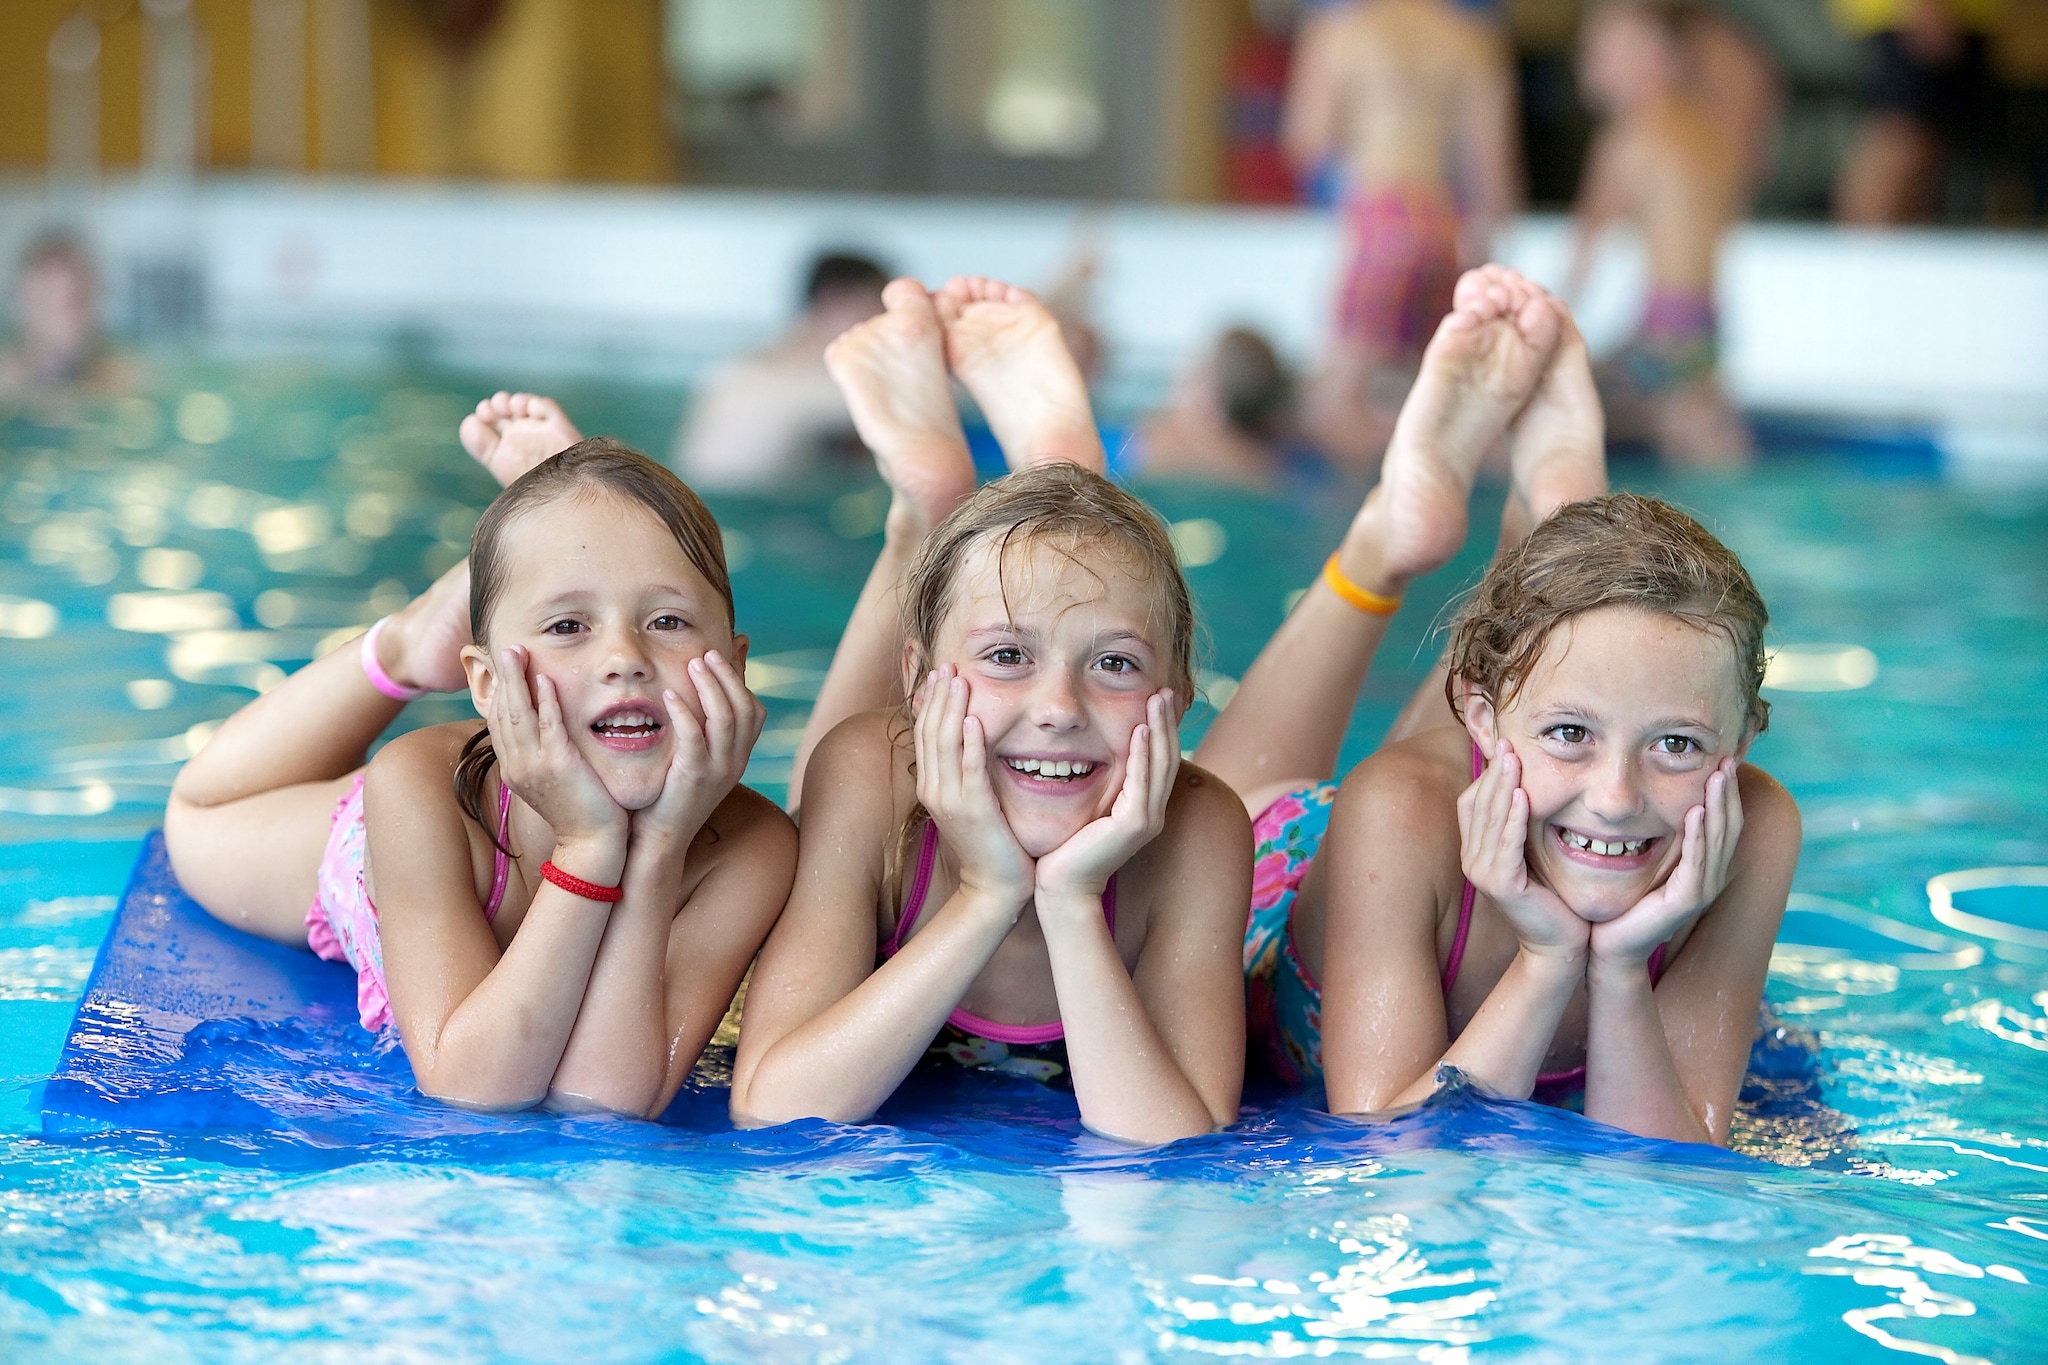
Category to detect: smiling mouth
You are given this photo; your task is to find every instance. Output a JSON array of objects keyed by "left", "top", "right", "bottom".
[
  {"left": 1560, "top": 829, "right": 1651, "bottom": 858},
  {"left": 591, "top": 708, "right": 663, "bottom": 750},
  {"left": 1003, "top": 757, "right": 1098, "bottom": 783}
]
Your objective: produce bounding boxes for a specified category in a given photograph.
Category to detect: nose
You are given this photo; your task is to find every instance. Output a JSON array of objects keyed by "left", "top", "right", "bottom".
[
  {"left": 599, "top": 621, "right": 654, "bottom": 684},
  {"left": 1582, "top": 746, "right": 1645, "bottom": 826},
  {"left": 1029, "top": 663, "right": 1086, "bottom": 732}
]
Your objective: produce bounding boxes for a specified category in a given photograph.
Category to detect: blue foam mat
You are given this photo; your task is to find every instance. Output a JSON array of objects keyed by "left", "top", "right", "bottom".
[{"left": 37, "top": 832, "right": 1821, "bottom": 1175}]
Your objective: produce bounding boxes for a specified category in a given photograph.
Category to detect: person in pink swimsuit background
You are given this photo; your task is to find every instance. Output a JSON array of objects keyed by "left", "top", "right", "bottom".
[
  {"left": 164, "top": 396, "right": 795, "bottom": 1119},
  {"left": 1283, "top": 0, "right": 1520, "bottom": 471}
]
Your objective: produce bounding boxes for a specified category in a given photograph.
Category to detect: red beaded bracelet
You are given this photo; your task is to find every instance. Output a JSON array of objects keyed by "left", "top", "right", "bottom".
[{"left": 540, "top": 860, "right": 624, "bottom": 903}]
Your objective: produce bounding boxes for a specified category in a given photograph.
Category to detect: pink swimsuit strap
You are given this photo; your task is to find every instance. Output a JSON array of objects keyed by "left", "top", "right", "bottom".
[
  {"left": 484, "top": 780, "right": 513, "bottom": 922},
  {"left": 883, "top": 818, "right": 1115, "bottom": 1046},
  {"left": 1442, "top": 741, "right": 1669, "bottom": 1088}
]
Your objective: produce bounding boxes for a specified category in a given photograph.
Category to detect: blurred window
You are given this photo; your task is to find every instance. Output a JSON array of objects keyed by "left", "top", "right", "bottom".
[
  {"left": 669, "top": 0, "right": 865, "bottom": 145},
  {"left": 927, "top": 0, "right": 1109, "bottom": 159}
]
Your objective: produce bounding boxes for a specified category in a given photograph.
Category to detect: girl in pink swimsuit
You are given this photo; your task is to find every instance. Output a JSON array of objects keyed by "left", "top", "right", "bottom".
[
  {"left": 731, "top": 276, "right": 1251, "bottom": 1145},
  {"left": 166, "top": 403, "right": 795, "bottom": 1119}
]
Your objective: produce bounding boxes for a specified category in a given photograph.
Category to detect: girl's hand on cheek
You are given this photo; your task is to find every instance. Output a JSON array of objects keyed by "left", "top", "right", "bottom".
[
  {"left": 633, "top": 651, "right": 765, "bottom": 852},
  {"left": 913, "top": 665, "right": 1035, "bottom": 909},
  {"left": 1458, "top": 739, "right": 1589, "bottom": 963},
  {"left": 1035, "top": 690, "right": 1178, "bottom": 911},
  {"left": 1592, "top": 758, "right": 1744, "bottom": 967},
  {"left": 489, "top": 645, "right": 626, "bottom": 847}
]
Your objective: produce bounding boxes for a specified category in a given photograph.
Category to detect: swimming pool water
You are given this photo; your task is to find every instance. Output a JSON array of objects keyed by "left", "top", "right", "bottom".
[{"left": 2, "top": 361, "right": 2046, "bottom": 1361}]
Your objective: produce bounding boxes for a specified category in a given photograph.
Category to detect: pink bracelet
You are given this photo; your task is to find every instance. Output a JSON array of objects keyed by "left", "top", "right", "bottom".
[{"left": 360, "top": 617, "right": 429, "bottom": 701}]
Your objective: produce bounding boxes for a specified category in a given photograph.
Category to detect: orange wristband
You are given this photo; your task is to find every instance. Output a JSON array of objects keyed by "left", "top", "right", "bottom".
[{"left": 1321, "top": 554, "right": 1403, "bottom": 616}]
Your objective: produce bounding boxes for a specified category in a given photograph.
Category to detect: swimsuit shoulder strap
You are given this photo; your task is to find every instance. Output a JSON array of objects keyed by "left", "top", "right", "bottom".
[
  {"left": 483, "top": 779, "right": 513, "bottom": 922},
  {"left": 882, "top": 818, "right": 941, "bottom": 956},
  {"left": 1443, "top": 740, "right": 1484, "bottom": 995}
]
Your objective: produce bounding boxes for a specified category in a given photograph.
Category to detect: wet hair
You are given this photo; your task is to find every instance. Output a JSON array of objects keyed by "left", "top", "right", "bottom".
[
  {"left": 901, "top": 462, "right": 1196, "bottom": 705},
  {"left": 1213, "top": 327, "right": 1292, "bottom": 442},
  {"left": 889, "top": 463, "right": 1198, "bottom": 892},
  {"left": 803, "top": 251, "right": 889, "bottom": 308},
  {"left": 454, "top": 437, "right": 735, "bottom": 850},
  {"left": 1445, "top": 492, "right": 1770, "bottom": 736}
]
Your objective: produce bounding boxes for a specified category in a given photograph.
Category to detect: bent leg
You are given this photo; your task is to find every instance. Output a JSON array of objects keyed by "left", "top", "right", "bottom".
[
  {"left": 166, "top": 563, "right": 470, "bottom": 942},
  {"left": 1196, "top": 267, "right": 1563, "bottom": 817},
  {"left": 790, "top": 280, "right": 977, "bottom": 808}
]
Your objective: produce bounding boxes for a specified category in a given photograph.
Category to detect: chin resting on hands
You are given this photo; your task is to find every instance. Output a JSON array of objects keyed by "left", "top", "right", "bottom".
[
  {"left": 911, "top": 664, "right": 1036, "bottom": 908},
  {"left": 1033, "top": 690, "right": 1178, "bottom": 910},
  {"left": 1591, "top": 757, "right": 1744, "bottom": 968},
  {"left": 488, "top": 644, "right": 627, "bottom": 848},
  {"left": 1456, "top": 738, "right": 1589, "bottom": 964},
  {"left": 630, "top": 650, "right": 765, "bottom": 851}
]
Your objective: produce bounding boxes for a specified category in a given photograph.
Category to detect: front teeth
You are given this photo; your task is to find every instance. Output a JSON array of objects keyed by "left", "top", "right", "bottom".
[
  {"left": 1005, "top": 758, "right": 1095, "bottom": 780},
  {"left": 1563, "top": 830, "right": 1649, "bottom": 857}
]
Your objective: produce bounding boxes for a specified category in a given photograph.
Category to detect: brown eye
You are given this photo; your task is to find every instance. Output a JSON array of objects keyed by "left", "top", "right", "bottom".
[{"left": 989, "top": 647, "right": 1027, "bottom": 667}]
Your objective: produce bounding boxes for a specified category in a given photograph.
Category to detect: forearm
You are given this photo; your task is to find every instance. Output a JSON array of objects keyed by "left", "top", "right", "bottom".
[
  {"left": 1583, "top": 961, "right": 1713, "bottom": 1144},
  {"left": 546, "top": 843, "right": 694, "bottom": 1117},
  {"left": 1391, "top": 949, "right": 1583, "bottom": 1108},
  {"left": 734, "top": 888, "right": 1018, "bottom": 1125},
  {"left": 407, "top": 836, "right": 622, "bottom": 1108},
  {"left": 790, "top": 533, "right": 915, "bottom": 805},
  {"left": 1040, "top": 894, "right": 1221, "bottom": 1144}
]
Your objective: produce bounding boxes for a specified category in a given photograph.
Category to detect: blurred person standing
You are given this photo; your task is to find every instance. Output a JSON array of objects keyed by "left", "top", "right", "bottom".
[
  {"left": 1282, "top": 0, "right": 1520, "bottom": 471},
  {"left": 673, "top": 252, "right": 889, "bottom": 492},
  {"left": 0, "top": 232, "right": 139, "bottom": 402},
  {"left": 1833, "top": 0, "right": 2005, "bottom": 223},
  {"left": 1570, "top": 2, "right": 1752, "bottom": 467}
]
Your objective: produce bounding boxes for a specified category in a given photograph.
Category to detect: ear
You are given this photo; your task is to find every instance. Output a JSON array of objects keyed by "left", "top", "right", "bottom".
[
  {"left": 899, "top": 640, "right": 925, "bottom": 709},
  {"left": 728, "top": 632, "right": 750, "bottom": 672},
  {"left": 1733, "top": 719, "right": 1759, "bottom": 764},
  {"left": 1453, "top": 676, "right": 1500, "bottom": 756},
  {"left": 461, "top": 644, "right": 494, "bottom": 717}
]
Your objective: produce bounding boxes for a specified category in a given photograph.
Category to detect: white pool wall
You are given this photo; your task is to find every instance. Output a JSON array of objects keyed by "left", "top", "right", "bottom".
[{"left": 3, "top": 177, "right": 2044, "bottom": 469}]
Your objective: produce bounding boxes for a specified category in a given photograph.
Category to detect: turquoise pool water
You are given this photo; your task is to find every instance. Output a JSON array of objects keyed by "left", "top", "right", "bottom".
[{"left": 2, "top": 362, "right": 2046, "bottom": 1361}]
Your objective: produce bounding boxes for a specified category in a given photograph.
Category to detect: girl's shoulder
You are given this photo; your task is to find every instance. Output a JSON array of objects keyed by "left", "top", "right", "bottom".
[
  {"left": 1120, "top": 761, "right": 1254, "bottom": 913},
  {"left": 362, "top": 720, "right": 483, "bottom": 799},
  {"left": 1336, "top": 726, "right": 1473, "bottom": 824},
  {"left": 704, "top": 782, "right": 798, "bottom": 857},
  {"left": 797, "top": 708, "right": 917, "bottom": 825},
  {"left": 1733, "top": 760, "right": 1801, "bottom": 863}
]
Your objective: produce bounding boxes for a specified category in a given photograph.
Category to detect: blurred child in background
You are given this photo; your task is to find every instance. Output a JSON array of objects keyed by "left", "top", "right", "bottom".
[
  {"left": 1570, "top": 1, "right": 1753, "bottom": 468},
  {"left": 673, "top": 251, "right": 889, "bottom": 492},
  {"left": 1283, "top": 0, "right": 1520, "bottom": 470},
  {"left": 0, "top": 232, "right": 139, "bottom": 401}
]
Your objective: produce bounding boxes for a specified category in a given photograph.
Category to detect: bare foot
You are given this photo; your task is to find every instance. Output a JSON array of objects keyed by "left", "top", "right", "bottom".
[
  {"left": 1507, "top": 311, "right": 1607, "bottom": 523},
  {"left": 1339, "top": 266, "right": 1563, "bottom": 592},
  {"left": 458, "top": 391, "right": 583, "bottom": 488},
  {"left": 373, "top": 560, "right": 473, "bottom": 694},
  {"left": 825, "top": 279, "right": 979, "bottom": 542},
  {"left": 932, "top": 275, "right": 1105, "bottom": 473}
]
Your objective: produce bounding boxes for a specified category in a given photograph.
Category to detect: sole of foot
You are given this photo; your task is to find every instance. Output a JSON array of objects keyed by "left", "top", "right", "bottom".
[
  {"left": 459, "top": 392, "right": 584, "bottom": 488},
  {"left": 1507, "top": 314, "right": 1607, "bottom": 521},
  {"left": 1348, "top": 266, "right": 1563, "bottom": 588},
  {"left": 823, "top": 278, "right": 977, "bottom": 540},
  {"left": 933, "top": 275, "right": 1105, "bottom": 474}
]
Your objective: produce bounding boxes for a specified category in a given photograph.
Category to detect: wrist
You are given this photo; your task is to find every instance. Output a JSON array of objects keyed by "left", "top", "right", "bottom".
[
  {"left": 1514, "top": 943, "right": 1588, "bottom": 986},
  {"left": 1586, "top": 950, "right": 1656, "bottom": 989},
  {"left": 956, "top": 877, "right": 1032, "bottom": 919},
  {"left": 547, "top": 834, "right": 627, "bottom": 889}
]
